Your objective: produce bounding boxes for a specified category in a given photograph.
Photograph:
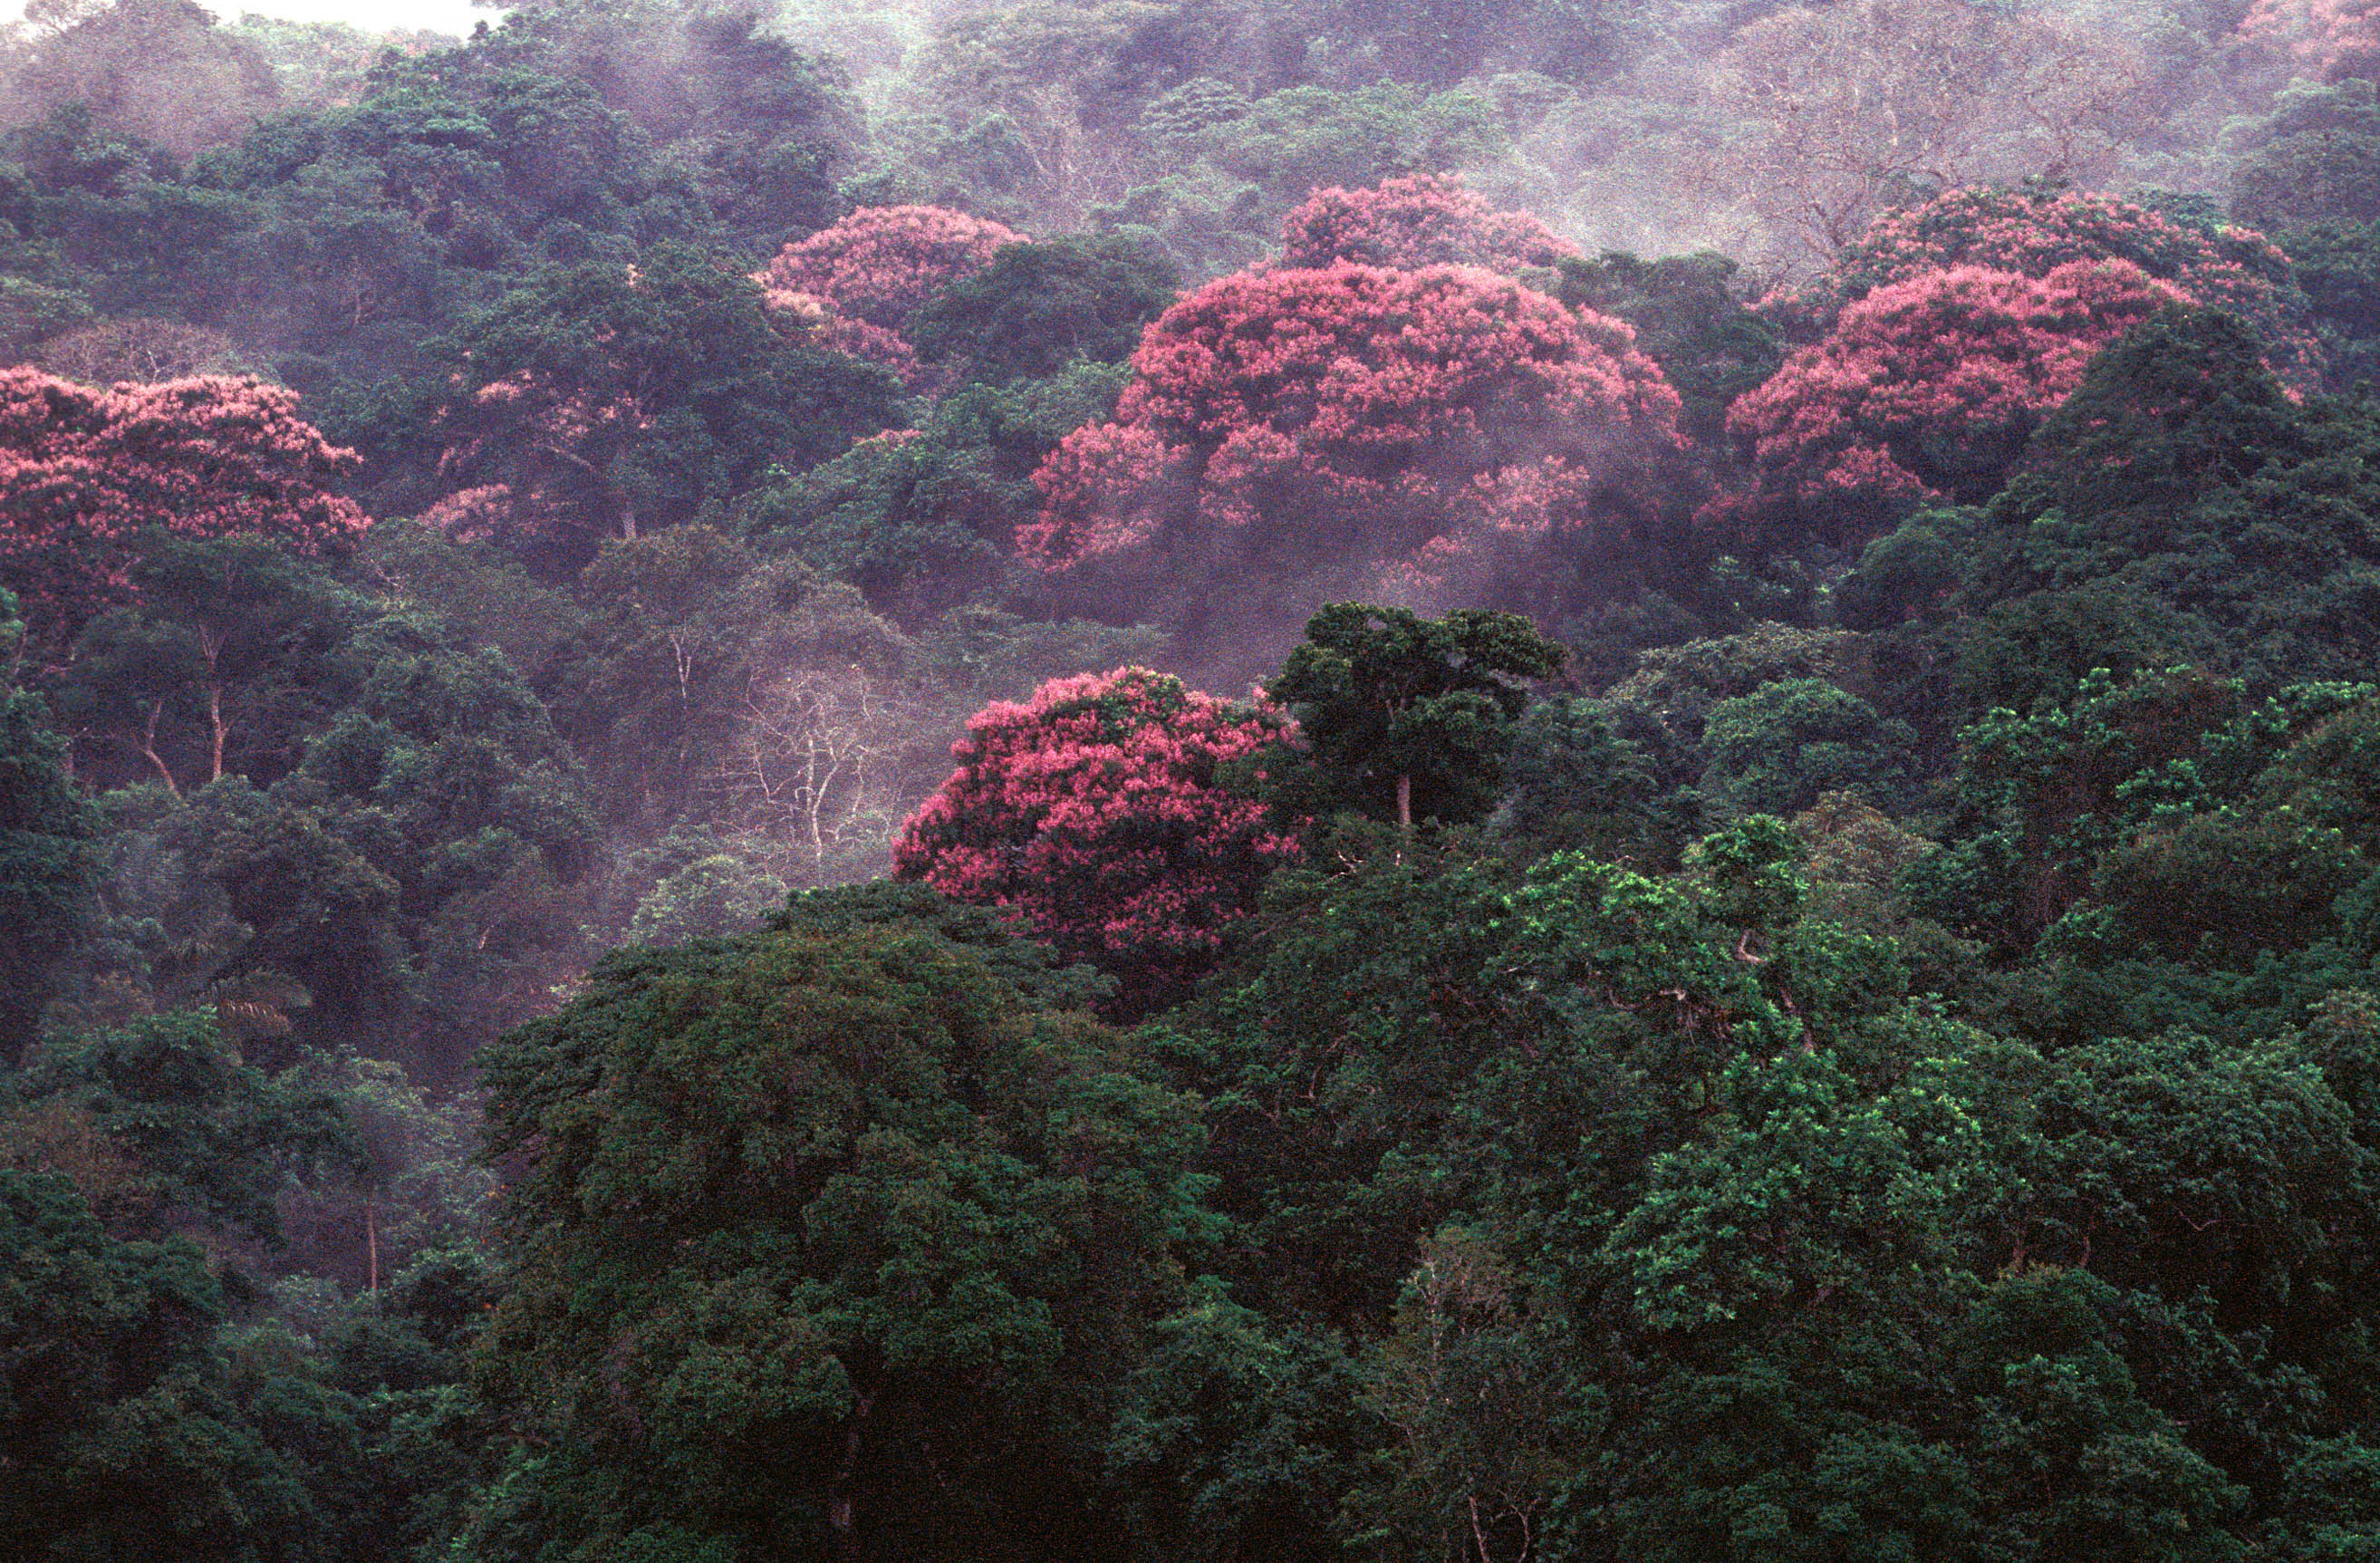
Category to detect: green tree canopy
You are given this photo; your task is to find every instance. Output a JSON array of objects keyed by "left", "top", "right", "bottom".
[
  {"left": 1266, "top": 603, "right": 1566, "bottom": 831},
  {"left": 468, "top": 883, "right": 1209, "bottom": 1561}
]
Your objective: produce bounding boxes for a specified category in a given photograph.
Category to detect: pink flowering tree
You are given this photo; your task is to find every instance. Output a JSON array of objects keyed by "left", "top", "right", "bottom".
[
  {"left": 1714, "top": 259, "right": 2185, "bottom": 551},
  {"left": 756, "top": 206, "right": 1026, "bottom": 393},
  {"left": 892, "top": 666, "right": 1300, "bottom": 998},
  {"left": 759, "top": 206, "right": 1025, "bottom": 328},
  {"left": 1277, "top": 174, "right": 1584, "bottom": 274},
  {"left": 434, "top": 367, "right": 659, "bottom": 547},
  {"left": 1806, "top": 185, "right": 2313, "bottom": 381},
  {"left": 0, "top": 367, "right": 366, "bottom": 631},
  {"left": 1022, "top": 261, "right": 1683, "bottom": 621},
  {"left": 761, "top": 204, "right": 1023, "bottom": 328},
  {"left": 754, "top": 287, "right": 934, "bottom": 391},
  {"left": 2240, "top": 0, "right": 2380, "bottom": 82}
]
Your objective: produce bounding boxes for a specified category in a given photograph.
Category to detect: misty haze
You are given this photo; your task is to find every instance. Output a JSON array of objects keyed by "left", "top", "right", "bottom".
[{"left": 5, "top": 1, "right": 2380, "bottom": 1559}]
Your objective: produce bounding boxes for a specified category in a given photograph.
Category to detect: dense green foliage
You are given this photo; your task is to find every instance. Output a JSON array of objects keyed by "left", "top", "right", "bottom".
[
  {"left": 469, "top": 887, "right": 1201, "bottom": 1559},
  {"left": 10, "top": 0, "right": 2380, "bottom": 1556}
]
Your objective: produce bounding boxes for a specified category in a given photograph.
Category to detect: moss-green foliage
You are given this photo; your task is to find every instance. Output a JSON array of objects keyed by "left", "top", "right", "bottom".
[
  {"left": 467, "top": 885, "right": 1201, "bottom": 1561},
  {"left": 7, "top": 1010, "right": 360, "bottom": 1241},
  {"left": 14, "top": 0, "right": 2380, "bottom": 1555},
  {"left": 1124, "top": 797, "right": 2380, "bottom": 1563},
  {"left": 748, "top": 363, "right": 1133, "bottom": 619},
  {"left": 1494, "top": 695, "right": 1676, "bottom": 863},
  {"left": 1700, "top": 677, "right": 1913, "bottom": 817},
  {"left": 0, "top": 1009, "right": 502, "bottom": 1563},
  {"left": 1554, "top": 249, "right": 1782, "bottom": 449},
  {"left": 910, "top": 234, "right": 1180, "bottom": 387},
  {"left": 2229, "top": 80, "right": 2380, "bottom": 235}
]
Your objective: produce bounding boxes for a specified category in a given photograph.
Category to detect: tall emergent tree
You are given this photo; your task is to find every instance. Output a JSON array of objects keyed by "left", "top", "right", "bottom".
[{"left": 1265, "top": 603, "right": 1567, "bottom": 831}]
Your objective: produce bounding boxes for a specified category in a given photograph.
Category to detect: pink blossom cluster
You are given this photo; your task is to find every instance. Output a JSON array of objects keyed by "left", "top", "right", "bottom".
[
  {"left": 814, "top": 315, "right": 933, "bottom": 391},
  {"left": 1022, "top": 261, "right": 1681, "bottom": 593},
  {"left": 756, "top": 206, "right": 1023, "bottom": 393},
  {"left": 435, "top": 368, "right": 657, "bottom": 547},
  {"left": 893, "top": 667, "right": 1301, "bottom": 981},
  {"left": 1277, "top": 173, "right": 1585, "bottom": 275},
  {"left": 758, "top": 206, "right": 1025, "bottom": 330},
  {"left": 2240, "top": 0, "right": 2380, "bottom": 79},
  {"left": 755, "top": 283, "right": 935, "bottom": 391},
  {"left": 0, "top": 366, "right": 366, "bottom": 618},
  {"left": 1813, "top": 186, "right": 2315, "bottom": 384},
  {"left": 467, "top": 372, "right": 649, "bottom": 443},
  {"left": 418, "top": 484, "right": 520, "bottom": 544},
  {"left": 1714, "top": 260, "right": 2183, "bottom": 547}
]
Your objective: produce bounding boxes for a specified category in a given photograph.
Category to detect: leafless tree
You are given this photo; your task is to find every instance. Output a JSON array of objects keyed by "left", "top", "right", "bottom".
[
  {"left": 0, "top": 0, "right": 284, "bottom": 159},
  {"left": 37, "top": 317, "right": 259, "bottom": 386},
  {"left": 1698, "top": 0, "right": 2154, "bottom": 270},
  {"left": 708, "top": 664, "right": 925, "bottom": 882}
]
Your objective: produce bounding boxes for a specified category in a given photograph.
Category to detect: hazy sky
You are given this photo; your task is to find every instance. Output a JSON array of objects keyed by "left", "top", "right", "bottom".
[
  {"left": 222, "top": 0, "right": 491, "bottom": 33},
  {"left": 6, "top": 0, "right": 496, "bottom": 36}
]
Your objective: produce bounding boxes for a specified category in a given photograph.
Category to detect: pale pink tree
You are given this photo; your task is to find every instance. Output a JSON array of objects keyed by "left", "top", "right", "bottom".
[
  {"left": 417, "top": 485, "right": 523, "bottom": 545},
  {"left": 892, "top": 666, "right": 1300, "bottom": 994},
  {"left": 433, "top": 369, "right": 657, "bottom": 545},
  {"left": 752, "top": 285, "right": 935, "bottom": 393},
  {"left": 1277, "top": 174, "right": 1584, "bottom": 274},
  {"left": 2240, "top": 0, "right": 2380, "bottom": 82},
  {"left": 757, "top": 206, "right": 1026, "bottom": 329},
  {"left": 1021, "top": 261, "right": 1682, "bottom": 610},
  {"left": 0, "top": 366, "right": 366, "bottom": 629},
  {"left": 756, "top": 206, "right": 1026, "bottom": 393}
]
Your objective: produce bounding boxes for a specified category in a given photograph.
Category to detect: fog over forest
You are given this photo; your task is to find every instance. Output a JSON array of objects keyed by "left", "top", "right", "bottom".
[{"left": 8, "top": 0, "right": 2380, "bottom": 1558}]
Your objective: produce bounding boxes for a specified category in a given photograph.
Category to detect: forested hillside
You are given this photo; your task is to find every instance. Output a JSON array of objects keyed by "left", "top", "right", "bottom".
[{"left": 6, "top": 0, "right": 2380, "bottom": 1558}]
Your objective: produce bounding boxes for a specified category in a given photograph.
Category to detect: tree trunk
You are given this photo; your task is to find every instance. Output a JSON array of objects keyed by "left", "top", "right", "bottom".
[
  {"left": 207, "top": 682, "right": 227, "bottom": 785},
  {"left": 198, "top": 626, "right": 228, "bottom": 785},
  {"left": 1397, "top": 773, "right": 1412, "bottom": 834},
  {"left": 826, "top": 1388, "right": 875, "bottom": 1559},
  {"left": 138, "top": 701, "right": 181, "bottom": 798}
]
